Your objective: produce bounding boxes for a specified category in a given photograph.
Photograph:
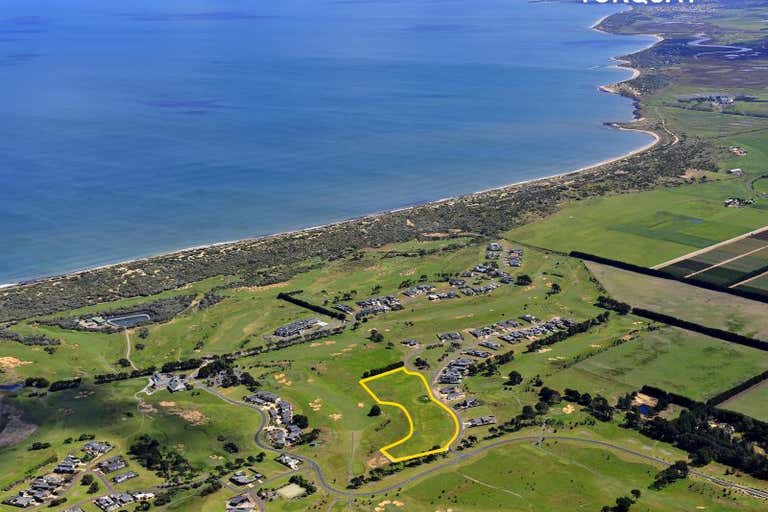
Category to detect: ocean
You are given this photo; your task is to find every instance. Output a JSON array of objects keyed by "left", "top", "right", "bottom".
[{"left": 0, "top": 0, "right": 655, "bottom": 284}]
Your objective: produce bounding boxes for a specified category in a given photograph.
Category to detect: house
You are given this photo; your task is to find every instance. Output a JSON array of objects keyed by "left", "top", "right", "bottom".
[
  {"left": 479, "top": 341, "right": 501, "bottom": 351},
  {"left": 454, "top": 398, "right": 480, "bottom": 410},
  {"left": 355, "top": 296, "right": 403, "bottom": 318},
  {"left": 112, "top": 471, "right": 138, "bottom": 484},
  {"left": 6, "top": 493, "right": 36, "bottom": 508},
  {"left": 82, "top": 440, "right": 113, "bottom": 456},
  {"left": 54, "top": 454, "right": 82, "bottom": 474},
  {"left": 428, "top": 291, "right": 458, "bottom": 300},
  {"left": 277, "top": 400, "right": 293, "bottom": 425},
  {"left": 495, "top": 319, "right": 521, "bottom": 330},
  {"left": 449, "top": 279, "right": 465, "bottom": 287},
  {"left": 167, "top": 376, "right": 187, "bottom": 393},
  {"left": 334, "top": 304, "right": 354, "bottom": 315},
  {"left": 273, "top": 318, "right": 324, "bottom": 338},
  {"left": 401, "top": 339, "right": 419, "bottom": 347},
  {"left": 465, "top": 349, "right": 491, "bottom": 359},
  {"left": 464, "top": 416, "right": 497, "bottom": 428},
  {"left": 245, "top": 391, "right": 280, "bottom": 406},
  {"left": 437, "top": 332, "right": 463, "bottom": 342},
  {"left": 132, "top": 492, "right": 155, "bottom": 501},
  {"left": 402, "top": 284, "right": 435, "bottom": 297},
  {"left": 98, "top": 456, "right": 127, "bottom": 474},
  {"left": 487, "top": 242, "right": 502, "bottom": 252},
  {"left": 276, "top": 454, "right": 302, "bottom": 471},
  {"left": 439, "top": 386, "right": 464, "bottom": 401},
  {"left": 469, "top": 326, "right": 496, "bottom": 338},
  {"left": 727, "top": 168, "right": 744, "bottom": 176},
  {"left": 227, "top": 494, "right": 257, "bottom": 511},
  {"left": 230, "top": 471, "right": 256, "bottom": 485}
]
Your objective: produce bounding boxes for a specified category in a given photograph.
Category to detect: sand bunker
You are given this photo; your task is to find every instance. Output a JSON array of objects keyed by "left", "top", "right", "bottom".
[
  {"left": 158, "top": 401, "right": 208, "bottom": 425},
  {"left": 309, "top": 398, "right": 323, "bottom": 412},
  {"left": 0, "top": 357, "right": 32, "bottom": 370},
  {"left": 375, "top": 499, "right": 405, "bottom": 512},
  {"left": 367, "top": 453, "right": 390, "bottom": 469},
  {"left": 328, "top": 413, "right": 342, "bottom": 421},
  {"left": 562, "top": 404, "right": 575, "bottom": 414},
  {"left": 273, "top": 373, "right": 293, "bottom": 386}
]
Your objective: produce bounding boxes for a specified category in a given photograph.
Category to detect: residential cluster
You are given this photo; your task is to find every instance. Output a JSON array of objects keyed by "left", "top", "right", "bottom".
[
  {"left": 402, "top": 284, "right": 435, "bottom": 297},
  {"left": 498, "top": 317, "right": 575, "bottom": 344},
  {"left": 4, "top": 475, "right": 67, "bottom": 508},
  {"left": 355, "top": 295, "right": 403, "bottom": 318},
  {"left": 245, "top": 391, "right": 304, "bottom": 447}
]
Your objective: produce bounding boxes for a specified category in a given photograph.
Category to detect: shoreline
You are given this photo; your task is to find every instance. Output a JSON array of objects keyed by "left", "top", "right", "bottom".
[{"left": 0, "top": 12, "right": 665, "bottom": 291}]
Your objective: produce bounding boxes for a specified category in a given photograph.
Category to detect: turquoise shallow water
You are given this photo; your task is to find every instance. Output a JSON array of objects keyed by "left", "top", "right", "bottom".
[{"left": 0, "top": 0, "right": 654, "bottom": 283}]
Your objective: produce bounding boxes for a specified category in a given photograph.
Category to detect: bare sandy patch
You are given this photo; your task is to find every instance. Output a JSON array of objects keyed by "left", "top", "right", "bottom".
[
  {"left": 590, "top": 344, "right": 602, "bottom": 349},
  {"left": 273, "top": 373, "right": 293, "bottom": 386},
  {"left": 357, "top": 402, "right": 365, "bottom": 408},
  {"left": 367, "top": 453, "right": 389, "bottom": 469},
  {"left": 159, "top": 401, "right": 177, "bottom": 407},
  {"left": 536, "top": 348, "right": 552, "bottom": 354},
  {"left": 401, "top": 268, "right": 417, "bottom": 276},
  {"left": 0, "top": 357, "right": 32, "bottom": 370},
  {"left": 241, "top": 281, "right": 289, "bottom": 292}
]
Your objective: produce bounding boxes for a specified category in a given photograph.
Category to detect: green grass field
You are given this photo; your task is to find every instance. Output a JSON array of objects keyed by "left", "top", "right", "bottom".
[
  {"left": 586, "top": 262, "right": 768, "bottom": 340},
  {"left": 361, "top": 368, "right": 458, "bottom": 460},
  {"left": 720, "top": 381, "right": 768, "bottom": 422},
  {"left": 545, "top": 327, "right": 768, "bottom": 402},
  {"left": 357, "top": 442, "right": 765, "bottom": 512}
]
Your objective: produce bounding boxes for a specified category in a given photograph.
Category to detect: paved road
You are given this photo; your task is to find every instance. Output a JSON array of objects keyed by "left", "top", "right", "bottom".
[{"left": 199, "top": 385, "right": 768, "bottom": 501}]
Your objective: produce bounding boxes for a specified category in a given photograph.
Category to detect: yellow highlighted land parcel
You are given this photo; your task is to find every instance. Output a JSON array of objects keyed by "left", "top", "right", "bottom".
[{"left": 359, "top": 366, "right": 460, "bottom": 462}]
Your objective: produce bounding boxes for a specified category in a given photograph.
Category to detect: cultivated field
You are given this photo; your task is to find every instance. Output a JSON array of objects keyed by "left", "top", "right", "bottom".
[{"left": 658, "top": 227, "right": 768, "bottom": 296}]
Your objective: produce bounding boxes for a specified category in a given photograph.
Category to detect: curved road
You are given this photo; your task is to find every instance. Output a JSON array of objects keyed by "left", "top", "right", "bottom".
[{"left": 199, "top": 386, "right": 768, "bottom": 501}]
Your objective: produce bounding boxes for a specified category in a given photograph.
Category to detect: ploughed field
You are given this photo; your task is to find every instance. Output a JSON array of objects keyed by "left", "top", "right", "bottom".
[{"left": 659, "top": 227, "right": 768, "bottom": 296}]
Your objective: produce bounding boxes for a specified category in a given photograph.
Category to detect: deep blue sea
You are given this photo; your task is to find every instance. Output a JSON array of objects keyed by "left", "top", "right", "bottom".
[{"left": 0, "top": 0, "right": 655, "bottom": 284}]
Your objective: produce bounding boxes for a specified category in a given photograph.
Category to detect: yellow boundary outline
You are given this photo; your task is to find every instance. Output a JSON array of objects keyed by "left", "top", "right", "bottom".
[{"left": 358, "top": 366, "right": 461, "bottom": 463}]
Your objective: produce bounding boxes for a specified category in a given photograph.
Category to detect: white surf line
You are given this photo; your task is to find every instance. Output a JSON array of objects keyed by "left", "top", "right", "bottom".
[
  {"left": 684, "top": 244, "right": 768, "bottom": 278},
  {"left": 652, "top": 225, "right": 768, "bottom": 270},
  {"left": 729, "top": 268, "right": 768, "bottom": 289}
]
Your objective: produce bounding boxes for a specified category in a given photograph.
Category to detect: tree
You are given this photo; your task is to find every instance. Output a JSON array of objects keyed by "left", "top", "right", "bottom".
[
  {"left": 118, "top": 358, "right": 131, "bottom": 368},
  {"left": 368, "top": 405, "right": 382, "bottom": 417},
  {"left": 516, "top": 274, "right": 532, "bottom": 286},
  {"left": 80, "top": 474, "right": 94, "bottom": 486},
  {"left": 368, "top": 329, "right": 384, "bottom": 343},
  {"left": 549, "top": 283, "right": 562, "bottom": 294},
  {"left": 506, "top": 371, "right": 523, "bottom": 386},
  {"left": 222, "top": 441, "right": 239, "bottom": 454},
  {"left": 292, "top": 414, "right": 309, "bottom": 429},
  {"left": 87, "top": 481, "right": 100, "bottom": 494}
]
